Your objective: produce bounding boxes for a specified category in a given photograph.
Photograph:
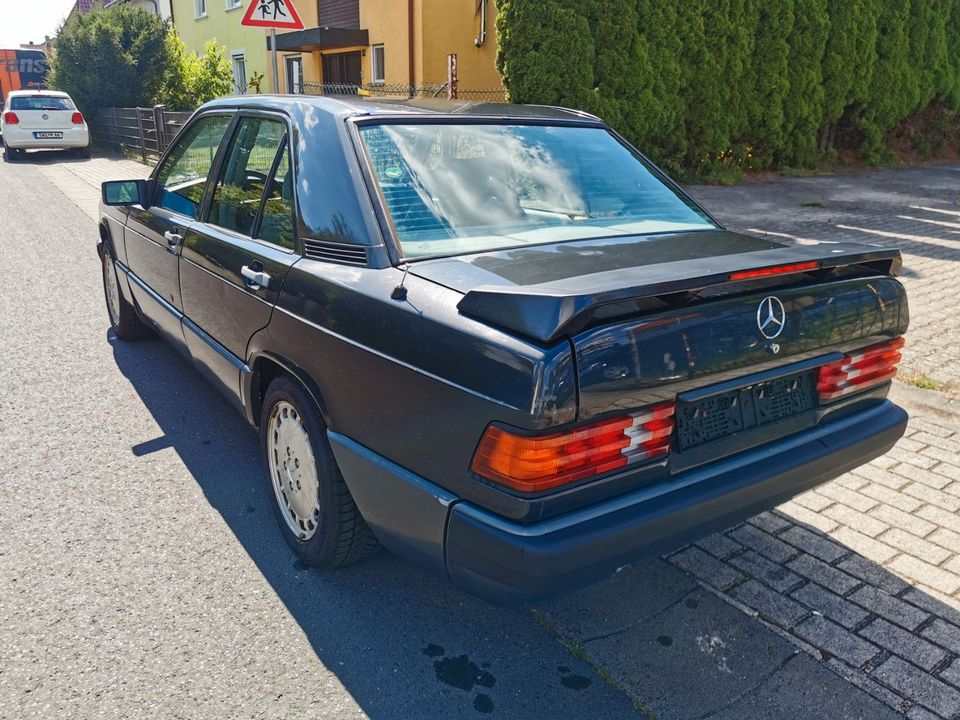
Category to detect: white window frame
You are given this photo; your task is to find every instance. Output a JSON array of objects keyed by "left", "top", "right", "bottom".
[
  {"left": 286, "top": 55, "right": 304, "bottom": 94},
  {"left": 371, "top": 44, "right": 385, "bottom": 86},
  {"left": 225, "top": 0, "right": 242, "bottom": 9},
  {"left": 231, "top": 52, "right": 247, "bottom": 95},
  {"left": 194, "top": 0, "right": 207, "bottom": 18}
]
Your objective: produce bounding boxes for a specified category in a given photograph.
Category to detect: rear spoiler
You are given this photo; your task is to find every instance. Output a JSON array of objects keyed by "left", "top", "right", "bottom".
[{"left": 456, "top": 243, "right": 901, "bottom": 344}]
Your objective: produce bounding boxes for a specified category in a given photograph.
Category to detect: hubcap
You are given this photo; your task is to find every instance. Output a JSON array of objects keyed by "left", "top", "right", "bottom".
[
  {"left": 267, "top": 401, "right": 320, "bottom": 540},
  {"left": 104, "top": 255, "right": 121, "bottom": 327}
]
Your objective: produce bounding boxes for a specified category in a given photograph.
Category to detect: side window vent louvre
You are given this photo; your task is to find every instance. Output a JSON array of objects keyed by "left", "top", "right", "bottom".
[{"left": 303, "top": 240, "right": 369, "bottom": 266}]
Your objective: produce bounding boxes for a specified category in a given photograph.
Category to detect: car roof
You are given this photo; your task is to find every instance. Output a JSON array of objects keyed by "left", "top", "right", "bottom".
[
  {"left": 7, "top": 90, "right": 70, "bottom": 98},
  {"left": 200, "top": 94, "right": 602, "bottom": 123}
]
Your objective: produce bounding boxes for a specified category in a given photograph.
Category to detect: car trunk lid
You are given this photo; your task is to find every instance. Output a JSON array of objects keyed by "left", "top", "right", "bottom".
[{"left": 409, "top": 229, "right": 907, "bottom": 420}]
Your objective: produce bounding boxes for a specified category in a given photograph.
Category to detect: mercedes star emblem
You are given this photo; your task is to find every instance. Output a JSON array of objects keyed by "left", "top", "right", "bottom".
[{"left": 757, "top": 296, "right": 786, "bottom": 339}]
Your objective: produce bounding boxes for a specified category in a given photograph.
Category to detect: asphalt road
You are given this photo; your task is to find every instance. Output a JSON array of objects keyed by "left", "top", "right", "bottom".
[{"left": 0, "top": 155, "right": 639, "bottom": 719}]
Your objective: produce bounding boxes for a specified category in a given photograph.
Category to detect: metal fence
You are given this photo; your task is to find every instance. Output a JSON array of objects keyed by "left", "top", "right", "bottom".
[
  {"left": 299, "top": 82, "right": 508, "bottom": 103},
  {"left": 93, "top": 106, "right": 193, "bottom": 161}
]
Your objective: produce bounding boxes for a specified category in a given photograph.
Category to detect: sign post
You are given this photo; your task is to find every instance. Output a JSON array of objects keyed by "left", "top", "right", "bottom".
[{"left": 241, "top": 0, "right": 306, "bottom": 93}]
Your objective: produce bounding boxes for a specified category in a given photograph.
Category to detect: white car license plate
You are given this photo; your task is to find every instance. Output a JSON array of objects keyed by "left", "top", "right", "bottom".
[{"left": 34, "top": 132, "right": 63, "bottom": 139}]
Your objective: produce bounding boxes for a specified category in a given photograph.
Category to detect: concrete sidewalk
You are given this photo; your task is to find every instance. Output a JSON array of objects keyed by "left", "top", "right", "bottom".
[{"left": 35, "top": 150, "right": 960, "bottom": 718}]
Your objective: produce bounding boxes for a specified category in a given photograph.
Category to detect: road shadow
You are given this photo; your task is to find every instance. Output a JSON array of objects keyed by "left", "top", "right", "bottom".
[
  {"left": 108, "top": 331, "right": 638, "bottom": 719},
  {"left": 4, "top": 148, "right": 88, "bottom": 164}
]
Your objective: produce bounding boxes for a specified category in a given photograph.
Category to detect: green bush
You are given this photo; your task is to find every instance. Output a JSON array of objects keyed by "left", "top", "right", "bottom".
[
  {"left": 158, "top": 36, "right": 235, "bottom": 111},
  {"left": 496, "top": 0, "right": 960, "bottom": 175}
]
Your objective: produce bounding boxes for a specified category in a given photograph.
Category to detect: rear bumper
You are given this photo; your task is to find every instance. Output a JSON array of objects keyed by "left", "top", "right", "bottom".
[
  {"left": 331, "top": 400, "right": 907, "bottom": 606},
  {"left": 2, "top": 125, "right": 89, "bottom": 149}
]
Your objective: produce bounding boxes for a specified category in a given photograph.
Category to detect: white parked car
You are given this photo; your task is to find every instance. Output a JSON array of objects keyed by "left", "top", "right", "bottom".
[{"left": 1, "top": 90, "right": 90, "bottom": 161}]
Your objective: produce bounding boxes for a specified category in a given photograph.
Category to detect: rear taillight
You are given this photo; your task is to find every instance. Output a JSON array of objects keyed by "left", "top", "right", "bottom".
[
  {"left": 3, "top": 112, "right": 18, "bottom": 125},
  {"left": 817, "top": 337, "right": 905, "bottom": 402},
  {"left": 71, "top": 112, "right": 84, "bottom": 125},
  {"left": 471, "top": 402, "right": 675, "bottom": 493}
]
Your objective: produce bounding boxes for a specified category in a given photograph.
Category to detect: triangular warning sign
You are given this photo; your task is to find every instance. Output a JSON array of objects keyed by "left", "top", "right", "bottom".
[{"left": 241, "top": 0, "right": 305, "bottom": 30}]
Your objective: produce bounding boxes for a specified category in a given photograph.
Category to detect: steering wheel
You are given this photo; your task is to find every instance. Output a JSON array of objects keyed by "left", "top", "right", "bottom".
[{"left": 244, "top": 170, "right": 270, "bottom": 189}]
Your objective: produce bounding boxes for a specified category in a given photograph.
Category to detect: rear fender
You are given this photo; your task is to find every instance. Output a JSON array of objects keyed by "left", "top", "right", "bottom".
[{"left": 244, "top": 349, "right": 331, "bottom": 429}]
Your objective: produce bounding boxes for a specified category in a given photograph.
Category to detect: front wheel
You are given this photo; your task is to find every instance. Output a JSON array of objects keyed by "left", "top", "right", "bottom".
[
  {"left": 101, "top": 250, "right": 147, "bottom": 340},
  {"left": 260, "top": 377, "right": 380, "bottom": 568}
]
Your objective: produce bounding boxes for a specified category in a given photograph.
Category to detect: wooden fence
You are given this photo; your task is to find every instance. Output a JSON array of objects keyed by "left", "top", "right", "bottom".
[{"left": 93, "top": 106, "right": 193, "bottom": 161}]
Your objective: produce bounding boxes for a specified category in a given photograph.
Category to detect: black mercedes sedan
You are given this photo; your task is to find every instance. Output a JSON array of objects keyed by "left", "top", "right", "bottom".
[{"left": 97, "top": 95, "right": 909, "bottom": 605}]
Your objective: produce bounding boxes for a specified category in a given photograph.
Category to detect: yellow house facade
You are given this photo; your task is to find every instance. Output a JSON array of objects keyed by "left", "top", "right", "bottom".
[
  {"left": 270, "top": 0, "right": 502, "bottom": 95},
  {"left": 169, "top": 0, "right": 308, "bottom": 94},
  {"left": 171, "top": 0, "right": 501, "bottom": 97}
]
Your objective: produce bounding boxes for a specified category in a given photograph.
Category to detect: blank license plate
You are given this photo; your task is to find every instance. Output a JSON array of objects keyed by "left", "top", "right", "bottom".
[
  {"left": 34, "top": 132, "right": 63, "bottom": 139},
  {"left": 675, "top": 371, "right": 818, "bottom": 451}
]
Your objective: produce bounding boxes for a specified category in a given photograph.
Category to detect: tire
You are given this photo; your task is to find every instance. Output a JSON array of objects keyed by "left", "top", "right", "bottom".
[
  {"left": 76, "top": 146, "right": 91, "bottom": 159},
  {"left": 101, "top": 249, "right": 148, "bottom": 340},
  {"left": 260, "top": 376, "right": 380, "bottom": 568},
  {"left": 3, "top": 142, "right": 20, "bottom": 162}
]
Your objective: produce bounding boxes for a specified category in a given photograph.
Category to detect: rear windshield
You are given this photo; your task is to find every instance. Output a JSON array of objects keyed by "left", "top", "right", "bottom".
[
  {"left": 10, "top": 96, "right": 74, "bottom": 111},
  {"left": 358, "top": 122, "right": 716, "bottom": 258}
]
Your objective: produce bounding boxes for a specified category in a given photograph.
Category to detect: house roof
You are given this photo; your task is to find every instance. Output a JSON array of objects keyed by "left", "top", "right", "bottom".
[{"left": 73, "top": 0, "right": 101, "bottom": 14}]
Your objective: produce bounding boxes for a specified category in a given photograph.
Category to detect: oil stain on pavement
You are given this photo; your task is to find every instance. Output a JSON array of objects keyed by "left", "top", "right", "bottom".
[{"left": 423, "top": 644, "right": 497, "bottom": 714}]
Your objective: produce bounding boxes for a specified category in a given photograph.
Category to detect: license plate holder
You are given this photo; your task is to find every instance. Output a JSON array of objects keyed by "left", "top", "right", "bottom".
[
  {"left": 675, "top": 371, "right": 818, "bottom": 451},
  {"left": 34, "top": 132, "right": 63, "bottom": 139}
]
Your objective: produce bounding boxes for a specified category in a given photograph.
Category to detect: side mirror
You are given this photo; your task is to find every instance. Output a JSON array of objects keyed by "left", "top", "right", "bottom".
[{"left": 102, "top": 179, "right": 149, "bottom": 207}]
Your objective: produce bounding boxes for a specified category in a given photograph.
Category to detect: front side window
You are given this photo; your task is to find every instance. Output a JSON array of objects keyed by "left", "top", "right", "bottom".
[
  {"left": 208, "top": 117, "right": 291, "bottom": 245},
  {"left": 154, "top": 114, "right": 231, "bottom": 219},
  {"left": 358, "top": 123, "right": 716, "bottom": 258}
]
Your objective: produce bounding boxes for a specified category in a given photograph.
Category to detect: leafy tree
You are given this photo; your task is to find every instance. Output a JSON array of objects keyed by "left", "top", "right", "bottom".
[
  {"left": 49, "top": 3, "right": 171, "bottom": 118},
  {"left": 158, "top": 36, "right": 235, "bottom": 111}
]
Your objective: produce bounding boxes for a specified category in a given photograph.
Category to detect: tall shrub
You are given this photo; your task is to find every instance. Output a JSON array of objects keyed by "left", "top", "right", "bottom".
[
  {"left": 742, "top": 0, "right": 793, "bottom": 166},
  {"left": 859, "top": 0, "right": 914, "bottom": 157},
  {"left": 495, "top": 0, "right": 960, "bottom": 174},
  {"left": 819, "top": 0, "right": 880, "bottom": 151},
  {"left": 49, "top": 4, "right": 171, "bottom": 119},
  {"left": 781, "top": 0, "right": 829, "bottom": 167},
  {"left": 634, "top": 0, "right": 685, "bottom": 167},
  {"left": 496, "top": 0, "right": 595, "bottom": 111}
]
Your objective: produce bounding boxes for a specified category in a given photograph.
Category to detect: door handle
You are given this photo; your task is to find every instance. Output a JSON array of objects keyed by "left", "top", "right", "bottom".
[
  {"left": 241, "top": 265, "right": 271, "bottom": 289},
  {"left": 164, "top": 230, "right": 183, "bottom": 247}
]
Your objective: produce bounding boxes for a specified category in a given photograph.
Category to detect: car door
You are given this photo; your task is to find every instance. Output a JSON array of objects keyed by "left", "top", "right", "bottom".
[
  {"left": 179, "top": 113, "right": 299, "bottom": 405},
  {"left": 123, "top": 113, "right": 232, "bottom": 347}
]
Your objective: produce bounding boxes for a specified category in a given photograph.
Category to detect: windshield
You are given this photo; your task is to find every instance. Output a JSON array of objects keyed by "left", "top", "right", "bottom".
[
  {"left": 10, "top": 96, "right": 74, "bottom": 111},
  {"left": 358, "top": 123, "right": 716, "bottom": 258}
]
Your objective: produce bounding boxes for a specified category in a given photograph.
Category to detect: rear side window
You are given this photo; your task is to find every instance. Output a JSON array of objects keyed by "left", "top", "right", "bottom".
[
  {"left": 10, "top": 95, "right": 74, "bottom": 111},
  {"left": 208, "top": 116, "right": 294, "bottom": 249},
  {"left": 257, "top": 146, "right": 295, "bottom": 250},
  {"left": 154, "top": 115, "right": 232, "bottom": 220}
]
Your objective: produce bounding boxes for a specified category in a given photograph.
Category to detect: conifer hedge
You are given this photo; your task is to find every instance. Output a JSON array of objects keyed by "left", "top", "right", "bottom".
[{"left": 496, "top": 0, "right": 960, "bottom": 174}]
